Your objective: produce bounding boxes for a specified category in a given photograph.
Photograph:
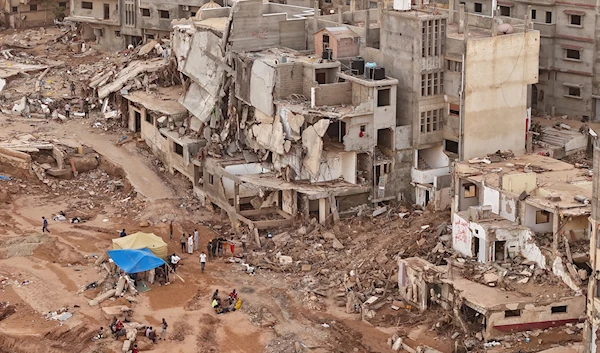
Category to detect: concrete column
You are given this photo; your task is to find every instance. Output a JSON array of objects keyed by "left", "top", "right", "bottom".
[
  {"left": 377, "top": 0, "right": 383, "bottom": 26},
  {"left": 291, "top": 190, "right": 298, "bottom": 216},
  {"left": 525, "top": 5, "right": 532, "bottom": 30},
  {"left": 314, "top": 0, "right": 319, "bottom": 34},
  {"left": 552, "top": 211, "right": 560, "bottom": 256},
  {"left": 302, "top": 194, "right": 310, "bottom": 220},
  {"left": 233, "top": 183, "right": 240, "bottom": 212},
  {"left": 319, "top": 197, "right": 329, "bottom": 224},
  {"left": 364, "top": 6, "right": 370, "bottom": 47},
  {"left": 338, "top": 6, "right": 343, "bottom": 23},
  {"left": 458, "top": 3, "right": 465, "bottom": 34},
  {"left": 448, "top": 0, "right": 455, "bottom": 24}
]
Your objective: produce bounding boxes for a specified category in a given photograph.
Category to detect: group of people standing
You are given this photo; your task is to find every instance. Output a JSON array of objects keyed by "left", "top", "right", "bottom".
[
  {"left": 179, "top": 229, "right": 199, "bottom": 254},
  {"left": 207, "top": 234, "right": 247, "bottom": 258}
]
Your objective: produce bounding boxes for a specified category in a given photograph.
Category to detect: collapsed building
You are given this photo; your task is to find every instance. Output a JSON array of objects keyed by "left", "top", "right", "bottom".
[{"left": 452, "top": 154, "right": 591, "bottom": 292}]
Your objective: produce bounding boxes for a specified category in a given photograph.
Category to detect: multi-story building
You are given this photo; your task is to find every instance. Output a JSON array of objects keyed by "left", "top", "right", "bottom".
[
  {"left": 350, "top": 2, "right": 539, "bottom": 208},
  {"left": 444, "top": 0, "right": 599, "bottom": 121},
  {"left": 66, "top": 0, "right": 225, "bottom": 50},
  {"left": 2, "top": 0, "right": 70, "bottom": 28},
  {"left": 585, "top": 145, "right": 600, "bottom": 352}
]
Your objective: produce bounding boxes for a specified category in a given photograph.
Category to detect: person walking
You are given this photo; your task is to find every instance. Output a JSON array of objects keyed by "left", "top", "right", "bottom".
[
  {"left": 193, "top": 229, "right": 199, "bottom": 251},
  {"left": 64, "top": 102, "right": 70, "bottom": 118},
  {"left": 83, "top": 99, "right": 89, "bottom": 118},
  {"left": 160, "top": 318, "right": 168, "bottom": 340},
  {"left": 211, "top": 238, "right": 218, "bottom": 258},
  {"left": 229, "top": 236, "right": 235, "bottom": 255},
  {"left": 217, "top": 238, "right": 223, "bottom": 257},
  {"left": 42, "top": 216, "right": 50, "bottom": 233},
  {"left": 169, "top": 221, "right": 173, "bottom": 241},
  {"left": 70, "top": 82, "right": 76, "bottom": 96},
  {"left": 199, "top": 252, "right": 207, "bottom": 273},
  {"left": 207, "top": 240, "right": 212, "bottom": 259},
  {"left": 187, "top": 234, "right": 193, "bottom": 254},
  {"left": 241, "top": 233, "right": 247, "bottom": 253},
  {"left": 180, "top": 234, "right": 186, "bottom": 252}
]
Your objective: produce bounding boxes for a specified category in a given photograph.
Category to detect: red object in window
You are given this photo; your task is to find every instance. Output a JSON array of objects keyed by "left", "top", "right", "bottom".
[{"left": 359, "top": 131, "right": 364, "bottom": 137}]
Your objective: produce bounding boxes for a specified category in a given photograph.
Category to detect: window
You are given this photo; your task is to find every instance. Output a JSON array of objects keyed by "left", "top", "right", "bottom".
[
  {"left": 141, "top": 8, "right": 150, "bottom": 16},
  {"left": 191, "top": 11, "right": 196, "bottom": 17},
  {"left": 449, "top": 103, "right": 460, "bottom": 116},
  {"left": 421, "top": 18, "right": 446, "bottom": 58},
  {"left": 174, "top": 142, "right": 184, "bottom": 156},
  {"left": 82, "top": 1, "right": 92, "bottom": 9},
  {"left": 29, "top": 4, "right": 37, "bottom": 11},
  {"left": 146, "top": 34, "right": 155, "bottom": 39},
  {"left": 447, "top": 60, "right": 462, "bottom": 72},
  {"left": 545, "top": 11, "right": 552, "bottom": 23},
  {"left": 499, "top": 6, "right": 510, "bottom": 16},
  {"left": 58, "top": 1, "right": 66, "bottom": 7},
  {"left": 11, "top": 6, "right": 17, "bottom": 12},
  {"left": 124, "top": 0, "right": 134, "bottom": 26},
  {"left": 445, "top": 139, "right": 459, "bottom": 154},
  {"left": 159, "top": 10, "right": 170, "bottom": 19},
  {"left": 535, "top": 210, "right": 550, "bottom": 224},
  {"left": 115, "top": 30, "right": 121, "bottom": 37},
  {"left": 551, "top": 305, "right": 567, "bottom": 314},
  {"left": 463, "top": 183, "right": 477, "bottom": 198},
  {"left": 569, "top": 14, "right": 582, "bottom": 26},
  {"left": 419, "top": 109, "right": 443, "bottom": 134},
  {"left": 531, "top": 9, "right": 536, "bottom": 20},
  {"left": 596, "top": 279, "right": 600, "bottom": 298},
  {"left": 360, "top": 125, "right": 366, "bottom": 133},
  {"left": 421, "top": 72, "right": 444, "bottom": 96},
  {"left": 145, "top": 113, "right": 152, "bottom": 124},
  {"left": 564, "top": 85, "right": 581, "bottom": 98},
  {"left": 377, "top": 89, "right": 391, "bottom": 107},
  {"left": 505, "top": 310, "right": 521, "bottom": 318},
  {"left": 474, "top": 2, "right": 482, "bottom": 13},
  {"left": 208, "top": 173, "right": 214, "bottom": 185}
]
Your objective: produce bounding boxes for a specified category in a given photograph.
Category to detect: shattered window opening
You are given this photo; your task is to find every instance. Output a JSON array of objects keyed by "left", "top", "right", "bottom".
[
  {"left": 535, "top": 210, "right": 550, "bottom": 224},
  {"left": 141, "top": 8, "right": 150, "bottom": 16},
  {"left": 29, "top": 4, "right": 37, "bottom": 11},
  {"left": 58, "top": 1, "right": 66, "bottom": 7},
  {"left": 474, "top": 2, "right": 482, "bottom": 13},
  {"left": 81, "top": 1, "right": 92, "bottom": 9},
  {"left": 377, "top": 89, "right": 391, "bottom": 107},
  {"left": 499, "top": 6, "right": 511, "bottom": 17},
  {"left": 551, "top": 305, "right": 567, "bottom": 314},
  {"left": 208, "top": 173, "right": 214, "bottom": 185},
  {"left": 159, "top": 10, "right": 170, "bottom": 19},
  {"left": 463, "top": 183, "right": 477, "bottom": 198}
]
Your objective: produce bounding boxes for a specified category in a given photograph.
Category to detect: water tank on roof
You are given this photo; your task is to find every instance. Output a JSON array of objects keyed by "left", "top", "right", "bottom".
[
  {"left": 393, "top": 0, "right": 411, "bottom": 11},
  {"left": 373, "top": 66, "right": 385, "bottom": 80},
  {"left": 364, "top": 62, "right": 377, "bottom": 79},
  {"left": 351, "top": 56, "right": 365, "bottom": 75}
]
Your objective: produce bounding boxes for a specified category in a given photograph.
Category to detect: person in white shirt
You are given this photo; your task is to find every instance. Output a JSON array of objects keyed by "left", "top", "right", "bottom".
[
  {"left": 193, "top": 229, "right": 199, "bottom": 251},
  {"left": 187, "top": 234, "right": 193, "bottom": 254},
  {"left": 199, "top": 252, "right": 207, "bottom": 273},
  {"left": 170, "top": 254, "right": 181, "bottom": 272}
]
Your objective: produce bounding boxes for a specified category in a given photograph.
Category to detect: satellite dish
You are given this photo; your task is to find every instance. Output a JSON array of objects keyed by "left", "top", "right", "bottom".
[{"left": 497, "top": 23, "right": 514, "bottom": 34}]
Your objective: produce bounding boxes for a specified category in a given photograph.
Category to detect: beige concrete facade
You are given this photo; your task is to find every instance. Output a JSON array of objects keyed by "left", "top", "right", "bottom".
[
  {"left": 2, "top": 0, "right": 70, "bottom": 28},
  {"left": 445, "top": 0, "right": 600, "bottom": 121}
]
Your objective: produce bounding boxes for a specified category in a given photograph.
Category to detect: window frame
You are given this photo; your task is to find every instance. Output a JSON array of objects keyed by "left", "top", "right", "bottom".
[{"left": 81, "top": 1, "right": 93, "bottom": 9}]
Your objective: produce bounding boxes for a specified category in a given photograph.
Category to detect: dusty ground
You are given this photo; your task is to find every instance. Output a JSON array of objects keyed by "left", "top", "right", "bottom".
[{"left": 0, "top": 26, "right": 585, "bottom": 353}]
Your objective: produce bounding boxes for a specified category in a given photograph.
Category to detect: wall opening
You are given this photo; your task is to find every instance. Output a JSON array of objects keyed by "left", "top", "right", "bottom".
[
  {"left": 193, "top": 165, "right": 203, "bottom": 188},
  {"left": 472, "top": 236, "right": 480, "bottom": 260},
  {"left": 134, "top": 111, "right": 141, "bottom": 132},
  {"left": 444, "top": 139, "right": 459, "bottom": 154},
  {"left": 504, "top": 309, "right": 521, "bottom": 318},
  {"left": 174, "top": 142, "right": 184, "bottom": 156},
  {"left": 536, "top": 210, "right": 550, "bottom": 224},
  {"left": 377, "top": 128, "right": 394, "bottom": 156},
  {"left": 103, "top": 3, "right": 109, "bottom": 19},
  {"left": 326, "top": 120, "right": 346, "bottom": 143},
  {"left": 551, "top": 305, "right": 567, "bottom": 314},
  {"left": 495, "top": 241, "right": 506, "bottom": 261},
  {"left": 145, "top": 112, "right": 153, "bottom": 124},
  {"left": 377, "top": 89, "right": 391, "bottom": 107}
]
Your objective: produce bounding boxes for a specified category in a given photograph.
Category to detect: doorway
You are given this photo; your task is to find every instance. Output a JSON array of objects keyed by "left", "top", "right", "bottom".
[
  {"left": 472, "top": 236, "right": 480, "bottom": 261},
  {"left": 134, "top": 111, "right": 141, "bottom": 132},
  {"left": 495, "top": 241, "right": 506, "bottom": 261},
  {"left": 103, "top": 3, "right": 109, "bottom": 19},
  {"left": 531, "top": 84, "right": 538, "bottom": 111}
]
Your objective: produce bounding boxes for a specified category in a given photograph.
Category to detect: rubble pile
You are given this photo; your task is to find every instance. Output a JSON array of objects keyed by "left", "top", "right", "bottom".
[{"left": 245, "top": 206, "right": 450, "bottom": 319}]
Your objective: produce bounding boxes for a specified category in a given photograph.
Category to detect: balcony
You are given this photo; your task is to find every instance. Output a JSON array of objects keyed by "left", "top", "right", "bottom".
[{"left": 411, "top": 166, "right": 450, "bottom": 185}]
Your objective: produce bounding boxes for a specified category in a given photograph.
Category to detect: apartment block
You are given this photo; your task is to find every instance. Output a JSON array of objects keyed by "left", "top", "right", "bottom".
[
  {"left": 66, "top": 0, "right": 227, "bottom": 50},
  {"left": 444, "top": 0, "right": 599, "bottom": 121},
  {"left": 2, "top": 0, "right": 70, "bottom": 28}
]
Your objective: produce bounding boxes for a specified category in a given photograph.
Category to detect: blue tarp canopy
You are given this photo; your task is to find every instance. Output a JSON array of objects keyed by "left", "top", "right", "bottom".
[{"left": 107, "top": 248, "right": 165, "bottom": 274}]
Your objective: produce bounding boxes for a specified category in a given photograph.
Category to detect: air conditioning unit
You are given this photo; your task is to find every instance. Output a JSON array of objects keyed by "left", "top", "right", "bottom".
[{"left": 182, "top": 5, "right": 189, "bottom": 11}]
